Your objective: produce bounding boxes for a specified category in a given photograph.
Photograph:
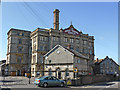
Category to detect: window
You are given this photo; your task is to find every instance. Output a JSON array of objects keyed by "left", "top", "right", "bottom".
[
  {"left": 53, "top": 36, "right": 59, "bottom": 42},
  {"left": 17, "top": 33, "right": 20, "bottom": 36},
  {"left": 53, "top": 36, "right": 56, "bottom": 41},
  {"left": 83, "top": 40, "right": 87, "bottom": 45},
  {"left": 33, "top": 45, "right": 36, "bottom": 51},
  {"left": 70, "top": 45, "right": 74, "bottom": 50},
  {"left": 83, "top": 48, "right": 88, "bottom": 54},
  {"left": 64, "top": 37, "right": 68, "bottom": 42},
  {"left": 89, "top": 42, "right": 92, "bottom": 47},
  {"left": 40, "top": 36, "right": 44, "bottom": 41},
  {"left": 90, "top": 49, "right": 92, "bottom": 55},
  {"left": 33, "top": 37, "right": 36, "bottom": 43},
  {"left": 18, "top": 46, "right": 22, "bottom": 52},
  {"left": 44, "top": 46, "right": 48, "bottom": 51},
  {"left": 44, "top": 36, "right": 48, "bottom": 41},
  {"left": 18, "top": 39, "right": 22, "bottom": 44},
  {"left": 32, "top": 68, "right": 34, "bottom": 74},
  {"left": 65, "top": 68, "right": 69, "bottom": 77},
  {"left": 22, "top": 33, "right": 24, "bottom": 36},
  {"left": 40, "top": 46, "right": 43, "bottom": 51},
  {"left": 33, "top": 55, "right": 36, "bottom": 64},
  {"left": 78, "top": 59, "right": 80, "bottom": 63},
  {"left": 17, "top": 56, "right": 22, "bottom": 63},
  {"left": 76, "top": 39, "right": 79, "bottom": 44},
  {"left": 76, "top": 46, "right": 79, "bottom": 52},
  {"left": 40, "top": 55, "right": 43, "bottom": 63},
  {"left": 70, "top": 38, "right": 74, "bottom": 43},
  {"left": 48, "top": 68, "right": 52, "bottom": 76}
]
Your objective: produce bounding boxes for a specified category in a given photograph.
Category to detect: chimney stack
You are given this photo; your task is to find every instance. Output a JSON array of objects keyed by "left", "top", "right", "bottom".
[
  {"left": 53, "top": 9, "right": 60, "bottom": 30},
  {"left": 96, "top": 58, "right": 99, "bottom": 62}
]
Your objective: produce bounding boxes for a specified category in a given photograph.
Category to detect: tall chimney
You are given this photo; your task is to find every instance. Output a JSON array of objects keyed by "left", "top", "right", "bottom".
[{"left": 53, "top": 9, "right": 60, "bottom": 30}]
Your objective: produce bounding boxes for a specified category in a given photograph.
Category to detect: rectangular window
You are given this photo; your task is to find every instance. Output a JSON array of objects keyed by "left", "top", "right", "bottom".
[
  {"left": 40, "top": 55, "right": 43, "bottom": 63},
  {"left": 70, "top": 45, "right": 74, "bottom": 50},
  {"left": 33, "top": 55, "right": 36, "bottom": 64},
  {"left": 83, "top": 40, "right": 87, "bottom": 45},
  {"left": 90, "top": 49, "right": 92, "bottom": 55},
  {"left": 44, "top": 46, "right": 48, "bottom": 51},
  {"left": 70, "top": 38, "right": 74, "bottom": 43},
  {"left": 64, "top": 37, "right": 68, "bottom": 42},
  {"left": 17, "top": 33, "right": 20, "bottom": 36},
  {"left": 33, "top": 45, "right": 36, "bottom": 51},
  {"left": 18, "top": 39, "right": 22, "bottom": 44},
  {"left": 44, "top": 36, "right": 48, "bottom": 41},
  {"left": 40, "top": 46, "right": 43, "bottom": 51},
  {"left": 18, "top": 46, "right": 22, "bottom": 52},
  {"left": 56, "top": 37, "right": 59, "bottom": 42},
  {"left": 17, "top": 56, "right": 22, "bottom": 63},
  {"left": 77, "top": 59, "right": 80, "bottom": 63},
  {"left": 33, "top": 37, "right": 36, "bottom": 43},
  {"left": 22, "top": 33, "right": 24, "bottom": 36},
  {"left": 53, "top": 36, "right": 56, "bottom": 41},
  {"left": 40, "top": 36, "right": 44, "bottom": 41},
  {"left": 83, "top": 48, "right": 88, "bottom": 54},
  {"left": 76, "top": 39, "right": 79, "bottom": 44},
  {"left": 76, "top": 46, "right": 79, "bottom": 52}
]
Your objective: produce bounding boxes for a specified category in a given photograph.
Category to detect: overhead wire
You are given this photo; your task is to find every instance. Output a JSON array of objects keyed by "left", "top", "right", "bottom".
[{"left": 22, "top": 0, "right": 49, "bottom": 28}]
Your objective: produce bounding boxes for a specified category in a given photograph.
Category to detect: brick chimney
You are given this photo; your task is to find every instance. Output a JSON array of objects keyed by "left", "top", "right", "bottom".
[{"left": 53, "top": 9, "right": 60, "bottom": 30}]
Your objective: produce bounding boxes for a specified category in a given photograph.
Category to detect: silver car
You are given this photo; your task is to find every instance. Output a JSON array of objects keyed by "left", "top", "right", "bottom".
[{"left": 34, "top": 76, "right": 66, "bottom": 87}]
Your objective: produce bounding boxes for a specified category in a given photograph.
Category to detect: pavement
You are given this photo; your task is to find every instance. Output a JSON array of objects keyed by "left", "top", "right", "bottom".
[{"left": 0, "top": 76, "right": 120, "bottom": 89}]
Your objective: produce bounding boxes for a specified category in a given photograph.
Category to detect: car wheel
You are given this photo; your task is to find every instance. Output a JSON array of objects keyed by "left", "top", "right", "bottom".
[
  {"left": 60, "top": 83, "right": 64, "bottom": 87},
  {"left": 43, "top": 83, "right": 48, "bottom": 87}
]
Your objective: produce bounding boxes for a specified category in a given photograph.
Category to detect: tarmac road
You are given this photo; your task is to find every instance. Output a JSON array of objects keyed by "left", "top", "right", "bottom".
[{"left": 0, "top": 76, "right": 120, "bottom": 90}]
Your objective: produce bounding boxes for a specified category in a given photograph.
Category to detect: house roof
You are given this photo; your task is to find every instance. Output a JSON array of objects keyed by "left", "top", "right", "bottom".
[
  {"left": 94, "top": 56, "right": 119, "bottom": 66},
  {"left": 44, "top": 44, "right": 89, "bottom": 60}
]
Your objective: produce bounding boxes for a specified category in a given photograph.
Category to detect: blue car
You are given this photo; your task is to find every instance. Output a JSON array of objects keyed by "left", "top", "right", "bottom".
[{"left": 34, "top": 76, "right": 66, "bottom": 87}]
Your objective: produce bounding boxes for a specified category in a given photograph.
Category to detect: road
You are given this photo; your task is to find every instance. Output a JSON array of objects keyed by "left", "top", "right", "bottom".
[{"left": 0, "top": 76, "right": 120, "bottom": 90}]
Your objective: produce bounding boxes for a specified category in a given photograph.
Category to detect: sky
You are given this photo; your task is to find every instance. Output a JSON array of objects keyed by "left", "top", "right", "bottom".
[{"left": 1, "top": 2, "right": 119, "bottom": 64}]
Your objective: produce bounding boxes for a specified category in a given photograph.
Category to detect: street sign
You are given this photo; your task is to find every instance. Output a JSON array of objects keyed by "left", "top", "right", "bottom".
[
  {"left": 119, "top": 66, "right": 120, "bottom": 71},
  {"left": 73, "top": 68, "right": 78, "bottom": 73}
]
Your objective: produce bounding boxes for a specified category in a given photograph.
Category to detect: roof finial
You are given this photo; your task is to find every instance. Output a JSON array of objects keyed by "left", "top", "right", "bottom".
[{"left": 71, "top": 21, "right": 72, "bottom": 25}]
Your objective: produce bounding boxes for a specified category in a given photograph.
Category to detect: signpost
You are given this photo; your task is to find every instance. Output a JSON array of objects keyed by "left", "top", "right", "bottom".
[{"left": 73, "top": 68, "right": 78, "bottom": 86}]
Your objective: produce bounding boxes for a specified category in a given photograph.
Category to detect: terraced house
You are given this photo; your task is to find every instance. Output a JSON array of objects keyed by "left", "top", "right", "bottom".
[{"left": 6, "top": 9, "right": 95, "bottom": 77}]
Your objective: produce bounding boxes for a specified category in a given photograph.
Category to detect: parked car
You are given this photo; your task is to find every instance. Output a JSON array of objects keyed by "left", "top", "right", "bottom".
[{"left": 34, "top": 76, "right": 66, "bottom": 87}]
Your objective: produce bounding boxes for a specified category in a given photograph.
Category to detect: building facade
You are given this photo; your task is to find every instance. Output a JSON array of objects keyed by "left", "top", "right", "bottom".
[
  {"left": 7, "top": 9, "right": 94, "bottom": 76},
  {"left": 43, "top": 45, "right": 89, "bottom": 79},
  {"left": 7, "top": 29, "right": 31, "bottom": 76},
  {"left": 93, "top": 56, "right": 120, "bottom": 75}
]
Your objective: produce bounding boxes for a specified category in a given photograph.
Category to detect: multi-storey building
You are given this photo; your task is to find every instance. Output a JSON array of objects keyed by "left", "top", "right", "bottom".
[
  {"left": 7, "top": 29, "right": 31, "bottom": 76},
  {"left": 6, "top": 9, "right": 94, "bottom": 76}
]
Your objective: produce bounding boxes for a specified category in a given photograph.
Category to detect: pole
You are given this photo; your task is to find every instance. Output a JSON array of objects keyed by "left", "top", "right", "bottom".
[
  {"left": 75, "top": 72, "right": 77, "bottom": 86},
  {"left": 29, "top": 67, "right": 31, "bottom": 84},
  {"left": 29, "top": 77, "right": 30, "bottom": 84}
]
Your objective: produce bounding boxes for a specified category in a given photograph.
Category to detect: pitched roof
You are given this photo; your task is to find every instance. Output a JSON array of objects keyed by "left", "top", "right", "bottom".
[
  {"left": 94, "top": 56, "right": 119, "bottom": 66},
  {"left": 44, "top": 44, "right": 89, "bottom": 60}
]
